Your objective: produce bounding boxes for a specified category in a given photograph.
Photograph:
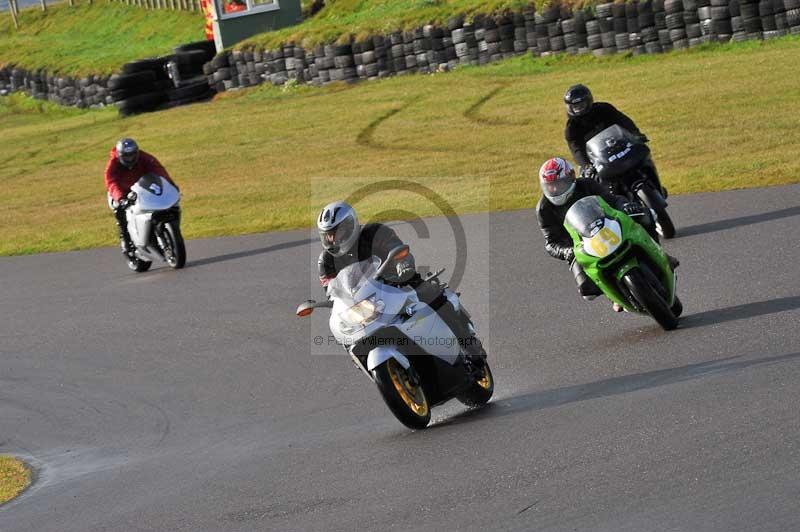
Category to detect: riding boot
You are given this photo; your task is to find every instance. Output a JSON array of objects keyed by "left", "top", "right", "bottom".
[
  {"left": 571, "top": 259, "right": 602, "bottom": 299},
  {"left": 114, "top": 207, "right": 134, "bottom": 257}
]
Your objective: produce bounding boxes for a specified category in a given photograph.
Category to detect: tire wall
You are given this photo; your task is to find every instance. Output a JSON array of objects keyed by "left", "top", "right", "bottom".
[
  {"left": 206, "top": 0, "right": 800, "bottom": 93},
  {"left": 0, "top": 67, "right": 112, "bottom": 108}
]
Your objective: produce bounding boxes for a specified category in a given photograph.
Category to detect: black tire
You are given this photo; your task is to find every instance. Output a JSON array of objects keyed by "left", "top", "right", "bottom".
[
  {"left": 108, "top": 71, "right": 156, "bottom": 91},
  {"left": 161, "top": 221, "right": 186, "bottom": 269},
  {"left": 174, "top": 40, "right": 217, "bottom": 56},
  {"left": 457, "top": 362, "right": 494, "bottom": 407},
  {"left": 373, "top": 359, "right": 431, "bottom": 429},
  {"left": 116, "top": 91, "right": 167, "bottom": 112},
  {"left": 671, "top": 295, "right": 684, "bottom": 317},
  {"left": 623, "top": 268, "right": 679, "bottom": 330},
  {"left": 169, "top": 78, "right": 210, "bottom": 101},
  {"left": 122, "top": 58, "right": 166, "bottom": 75},
  {"left": 654, "top": 206, "right": 677, "bottom": 238},
  {"left": 127, "top": 257, "right": 152, "bottom": 273}
]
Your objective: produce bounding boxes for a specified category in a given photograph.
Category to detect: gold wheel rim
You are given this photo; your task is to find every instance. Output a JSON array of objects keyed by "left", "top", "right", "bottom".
[
  {"left": 387, "top": 359, "right": 429, "bottom": 417},
  {"left": 476, "top": 365, "right": 492, "bottom": 390}
]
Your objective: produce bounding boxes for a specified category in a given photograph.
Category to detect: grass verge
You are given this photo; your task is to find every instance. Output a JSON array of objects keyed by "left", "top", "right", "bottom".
[
  {"left": 1, "top": 35, "right": 799, "bottom": 256},
  {"left": 0, "top": 3, "right": 205, "bottom": 76},
  {"left": 0, "top": 456, "right": 31, "bottom": 505}
]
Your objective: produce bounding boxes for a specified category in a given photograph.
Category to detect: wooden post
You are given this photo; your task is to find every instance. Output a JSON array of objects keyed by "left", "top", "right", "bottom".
[{"left": 9, "top": 0, "right": 19, "bottom": 30}]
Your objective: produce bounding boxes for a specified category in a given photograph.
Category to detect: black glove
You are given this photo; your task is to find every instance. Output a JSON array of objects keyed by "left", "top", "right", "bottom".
[
  {"left": 563, "top": 247, "right": 575, "bottom": 263},
  {"left": 396, "top": 261, "right": 415, "bottom": 283},
  {"left": 638, "top": 134, "right": 649, "bottom": 143},
  {"left": 580, "top": 165, "right": 597, "bottom": 180},
  {"left": 622, "top": 202, "right": 644, "bottom": 216}
]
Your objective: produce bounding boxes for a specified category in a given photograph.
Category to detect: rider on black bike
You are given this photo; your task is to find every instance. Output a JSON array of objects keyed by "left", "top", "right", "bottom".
[{"left": 563, "top": 84, "right": 666, "bottom": 198}]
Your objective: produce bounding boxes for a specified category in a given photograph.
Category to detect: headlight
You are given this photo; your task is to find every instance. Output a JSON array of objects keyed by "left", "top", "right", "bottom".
[{"left": 339, "top": 297, "right": 385, "bottom": 334}]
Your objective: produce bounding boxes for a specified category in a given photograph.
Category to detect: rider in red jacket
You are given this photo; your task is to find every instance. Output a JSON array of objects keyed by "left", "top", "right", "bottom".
[{"left": 105, "top": 138, "right": 179, "bottom": 256}]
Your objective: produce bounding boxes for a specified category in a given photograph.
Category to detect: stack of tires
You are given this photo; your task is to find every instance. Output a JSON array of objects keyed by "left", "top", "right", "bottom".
[
  {"left": 787, "top": 0, "right": 800, "bottom": 32},
  {"left": 453, "top": 23, "right": 480, "bottom": 65},
  {"left": 758, "top": 0, "right": 782, "bottom": 37},
  {"left": 110, "top": 58, "right": 172, "bottom": 117},
  {"left": 562, "top": 10, "right": 589, "bottom": 55},
  {"left": 111, "top": 41, "right": 215, "bottom": 117},
  {"left": 654, "top": 0, "right": 673, "bottom": 51},
  {"left": 167, "top": 40, "right": 216, "bottom": 107},
  {"left": 639, "top": 0, "right": 665, "bottom": 53},
  {"left": 736, "top": 0, "right": 764, "bottom": 40},
  {"left": 699, "top": 0, "right": 733, "bottom": 41},
  {"left": 684, "top": 0, "right": 706, "bottom": 46},
  {"left": 665, "top": 0, "right": 689, "bottom": 48}
]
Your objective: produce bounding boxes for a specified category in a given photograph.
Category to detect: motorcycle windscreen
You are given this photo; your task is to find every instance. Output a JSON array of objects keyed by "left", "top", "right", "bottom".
[
  {"left": 565, "top": 196, "right": 607, "bottom": 238},
  {"left": 327, "top": 258, "right": 381, "bottom": 302},
  {"left": 131, "top": 174, "right": 180, "bottom": 211},
  {"left": 585, "top": 124, "right": 648, "bottom": 171}
]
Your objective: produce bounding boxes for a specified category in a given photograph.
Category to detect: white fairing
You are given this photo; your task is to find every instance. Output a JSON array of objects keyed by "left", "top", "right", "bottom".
[
  {"left": 581, "top": 219, "right": 623, "bottom": 258},
  {"left": 326, "top": 259, "right": 463, "bottom": 373},
  {"left": 125, "top": 175, "right": 181, "bottom": 260},
  {"left": 130, "top": 176, "right": 180, "bottom": 212}
]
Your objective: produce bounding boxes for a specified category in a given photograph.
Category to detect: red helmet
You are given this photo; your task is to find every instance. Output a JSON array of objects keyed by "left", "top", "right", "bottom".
[{"left": 538, "top": 157, "right": 576, "bottom": 206}]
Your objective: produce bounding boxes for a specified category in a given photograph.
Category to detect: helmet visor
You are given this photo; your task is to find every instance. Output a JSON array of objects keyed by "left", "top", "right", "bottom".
[
  {"left": 542, "top": 179, "right": 573, "bottom": 199},
  {"left": 319, "top": 217, "right": 355, "bottom": 253},
  {"left": 566, "top": 100, "right": 591, "bottom": 117},
  {"left": 119, "top": 150, "right": 139, "bottom": 168}
]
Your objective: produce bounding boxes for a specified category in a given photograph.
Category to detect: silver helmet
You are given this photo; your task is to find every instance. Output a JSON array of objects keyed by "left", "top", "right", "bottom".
[
  {"left": 116, "top": 138, "right": 139, "bottom": 169},
  {"left": 317, "top": 201, "right": 360, "bottom": 257}
]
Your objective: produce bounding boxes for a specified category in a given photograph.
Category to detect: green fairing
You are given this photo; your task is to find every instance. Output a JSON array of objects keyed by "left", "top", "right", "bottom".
[{"left": 564, "top": 196, "right": 674, "bottom": 313}]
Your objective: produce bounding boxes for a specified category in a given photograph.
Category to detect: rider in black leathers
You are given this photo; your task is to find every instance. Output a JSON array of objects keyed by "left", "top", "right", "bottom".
[
  {"left": 316, "top": 201, "right": 481, "bottom": 355},
  {"left": 563, "top": 84, "right": 666, "bottom": 197},
  {"left": 536, "top": 157, "right": 673, "bottom": 310}
]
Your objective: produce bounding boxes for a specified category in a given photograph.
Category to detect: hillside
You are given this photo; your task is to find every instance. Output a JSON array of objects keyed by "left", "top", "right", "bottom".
[
  {"left": 0, "top": 3, "right": 204, "bottom": 76},
  {"left": 1, "top": 36, "right": 799, "bottom": 255}
]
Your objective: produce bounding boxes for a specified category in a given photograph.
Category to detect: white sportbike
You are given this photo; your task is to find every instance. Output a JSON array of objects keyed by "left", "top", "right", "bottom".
[
  {"left": 115, "top": 173, "right": 186, "bottom": 272},
  {"left": 297, "top": 246, "right": 493, "bottom": 429}
]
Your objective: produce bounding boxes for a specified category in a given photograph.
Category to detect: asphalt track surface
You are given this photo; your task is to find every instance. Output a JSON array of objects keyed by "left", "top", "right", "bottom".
[{"left": 2, "top": 185, "right": 799, "bottom": 532}]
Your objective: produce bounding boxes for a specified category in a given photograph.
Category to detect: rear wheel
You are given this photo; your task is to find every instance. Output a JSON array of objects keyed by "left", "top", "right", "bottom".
[
  {"left": 623, "top": 268, "right": 679, "bottom": 330},
  {"left": 161, "top": 221, "right": 186, "bottom": 269},
  {"left": 457, "top": 362, "right": 494, "bottom": 407},
  {"left": 373, "top": 359, "right": 431, "bottom": 429},
  {"left": 654, "top": 205, "right": 676, "bottom": 239}
]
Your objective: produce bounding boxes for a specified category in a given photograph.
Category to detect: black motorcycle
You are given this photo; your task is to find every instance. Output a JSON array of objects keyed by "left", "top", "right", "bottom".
[{"left": 583, "top": 125, "right": 676, "bottom": 239}]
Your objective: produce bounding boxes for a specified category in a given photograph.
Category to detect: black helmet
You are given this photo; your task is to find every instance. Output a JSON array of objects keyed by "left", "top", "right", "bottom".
[
  {"left": 564, "top": 84, "right": 593, "bottom": 118},
  {"left": 116, "top": 138, "right": 139, "bottom": 169}
]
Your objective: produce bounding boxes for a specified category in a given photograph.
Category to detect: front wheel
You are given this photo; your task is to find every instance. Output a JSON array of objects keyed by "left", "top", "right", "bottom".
[
  {"left": 457, "top": 361, "right": 494, "bottom": 407},
  {"left": 373, "top": 358, "right": 431, "bottom": 429},
  {"left": 622, "top": 268, "right": 679, "bottom": 330},
  {"left": 161, "top": 221, "right": 186, "bottom": 269}
]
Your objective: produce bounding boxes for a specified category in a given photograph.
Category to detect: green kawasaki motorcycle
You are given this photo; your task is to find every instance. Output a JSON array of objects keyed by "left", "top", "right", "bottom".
[{"left": 564, "top": 195, "right": 682, "bottom": 331}]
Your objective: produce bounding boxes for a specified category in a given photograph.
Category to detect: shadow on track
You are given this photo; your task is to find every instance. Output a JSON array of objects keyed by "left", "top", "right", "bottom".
[
  {"left": 679, "top": 206, "right": 800, "bottom": 237},
  {"left": 680, "top": 295, "right": 800, "bottom": 329},
  {"left": 188, "top": 238, "right": 316, "bottom": 268},
  {"left": 432, "top": 351, "right": 800, "bottom": 428}
]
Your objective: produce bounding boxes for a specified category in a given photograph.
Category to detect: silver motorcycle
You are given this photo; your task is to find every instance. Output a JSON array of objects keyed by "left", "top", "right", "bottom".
[
  {"left": 297, "top": 246, "right": 493, "bottom": 429},
  {"left": 118, "top": 173, "right": 186, "bottom": 272}
]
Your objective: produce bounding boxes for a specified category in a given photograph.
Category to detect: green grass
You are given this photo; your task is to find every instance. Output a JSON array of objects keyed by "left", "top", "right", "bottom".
[
  {"left": 1, "top": 36, "right": 799, "bottom": 256},
  {"left": 241, "top": 0, "right": 535, "bottom": 48},
  {"left": 0, "top": 456, "right": 30, "bottom": 504},
  {"left": 0, "top": 3, "right": 205, "bottom": 76}
]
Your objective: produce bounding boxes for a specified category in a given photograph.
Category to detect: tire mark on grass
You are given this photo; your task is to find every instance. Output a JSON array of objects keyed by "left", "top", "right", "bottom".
[
  {"left": 463, "top": 82, "right": 534, "bottom": 127},
  {"left": 356, "top": 100, "right": 415, "bottom": 150}
]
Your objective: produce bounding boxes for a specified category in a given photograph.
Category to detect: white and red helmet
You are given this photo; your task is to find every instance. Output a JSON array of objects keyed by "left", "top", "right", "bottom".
[{"left": 538, "top": 157, "right": 576, "bottom": 206}]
